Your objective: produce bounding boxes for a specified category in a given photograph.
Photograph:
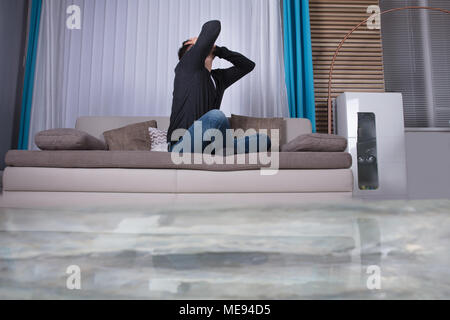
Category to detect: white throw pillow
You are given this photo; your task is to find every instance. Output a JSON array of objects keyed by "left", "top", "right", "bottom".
[{"left": 148, "top": 127, "right": 169, "bottom": 152}]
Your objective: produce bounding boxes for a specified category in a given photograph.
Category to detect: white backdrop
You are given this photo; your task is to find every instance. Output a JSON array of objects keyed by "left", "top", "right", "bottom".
[{"left": 29, "top": 0, "right": 288, "bottom": 149}]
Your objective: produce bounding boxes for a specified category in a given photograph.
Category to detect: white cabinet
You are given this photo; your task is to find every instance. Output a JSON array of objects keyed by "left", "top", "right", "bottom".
[{"left": 335, "top": 92, "right": 407, "bottom": 199}]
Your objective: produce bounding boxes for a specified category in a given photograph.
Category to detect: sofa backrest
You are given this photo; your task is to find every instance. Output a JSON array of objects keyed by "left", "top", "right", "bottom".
[{"left": 75, "top": 116, "right": 312, "bottom": 144}]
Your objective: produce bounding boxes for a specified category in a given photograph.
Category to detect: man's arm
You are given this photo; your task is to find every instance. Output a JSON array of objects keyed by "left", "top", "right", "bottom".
[
  {"left": 214, "top": 46, "right": 256, "bottom": 89},
  {"left": 182, "top": 20, "right": 221, "bottom": 70}
]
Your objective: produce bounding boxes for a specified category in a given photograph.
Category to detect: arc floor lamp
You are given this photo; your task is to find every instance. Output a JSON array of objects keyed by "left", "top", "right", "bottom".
[{"left": 327, "top": 6, "right": 450, "bottom": 134}]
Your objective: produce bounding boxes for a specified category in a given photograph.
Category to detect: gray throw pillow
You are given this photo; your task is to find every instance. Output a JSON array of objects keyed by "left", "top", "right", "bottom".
[
  {"left": 281, "top": 133, "right": 348, "bottom": 152},
  {"left": 35, "top": 128, "right": 106, "bottom": 151},
  {"left": 103, "top": 120, "right": 157, "bottom": 151},
  {"left": 230, "top": 114, "right": 286, "bottom": 148}
]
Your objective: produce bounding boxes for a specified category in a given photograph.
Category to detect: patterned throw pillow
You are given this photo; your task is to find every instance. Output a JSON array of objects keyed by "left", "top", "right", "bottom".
[{"left": 148, "top": 127, "right": 168, "bottom": 152}]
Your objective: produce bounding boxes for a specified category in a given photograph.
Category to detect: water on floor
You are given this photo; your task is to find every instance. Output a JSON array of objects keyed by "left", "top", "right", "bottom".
[{"left": 0, "top": 199, "right": 449, "bottom": 299}]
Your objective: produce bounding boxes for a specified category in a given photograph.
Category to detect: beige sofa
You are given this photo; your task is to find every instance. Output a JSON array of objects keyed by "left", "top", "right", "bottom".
[{"left": 1, "top": 116, "right": 353, "bottom": 208}]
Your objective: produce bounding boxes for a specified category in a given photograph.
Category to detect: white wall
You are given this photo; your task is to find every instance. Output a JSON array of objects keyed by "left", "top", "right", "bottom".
[{"left": 405, "top": 130, "right": 450, "bottom": 199}]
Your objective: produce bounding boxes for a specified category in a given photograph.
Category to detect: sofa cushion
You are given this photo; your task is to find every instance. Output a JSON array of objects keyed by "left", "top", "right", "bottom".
[
  {"left": 5, "top": 150, "right": 352, "bottom": 171},
  {"left": 230, "top": 114, "right": 287, "bottom": 147},
  {"left": 35, "top": 129, "right": 106, "bottom": 151},
  {"left": 103, "top": 120, "right": 157, "bottom": 151},
  {"left": 282, "top": 133, "right": 348, "bottom": 152}
]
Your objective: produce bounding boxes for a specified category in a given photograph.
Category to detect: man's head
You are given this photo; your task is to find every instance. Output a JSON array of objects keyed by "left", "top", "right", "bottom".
[{"left": 178, "top": 37, "right": 216, "bottom": 62}]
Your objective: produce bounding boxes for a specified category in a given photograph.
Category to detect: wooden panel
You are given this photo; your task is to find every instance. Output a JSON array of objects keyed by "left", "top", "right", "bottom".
[{"left": 309, "top": 0, "right": 384, "bottom": 133}]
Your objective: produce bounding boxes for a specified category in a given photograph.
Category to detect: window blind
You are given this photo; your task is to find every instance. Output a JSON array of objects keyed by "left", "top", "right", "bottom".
[{"left": 380, "top": 0, "right": 450, "bottom": 128}]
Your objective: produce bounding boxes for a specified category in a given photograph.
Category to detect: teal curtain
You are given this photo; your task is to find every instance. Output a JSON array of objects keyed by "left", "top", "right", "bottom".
[
  {"left": 18, "top": 0, "right": 42, "bottom": 150},
  {"left": 283, "top": 0, "right": 316, "bottom": 132}
]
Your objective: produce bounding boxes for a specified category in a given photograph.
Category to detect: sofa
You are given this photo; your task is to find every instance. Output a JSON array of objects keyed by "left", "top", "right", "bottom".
[{"left": 0, "top": 116, "right": 353, "bottom": 208}]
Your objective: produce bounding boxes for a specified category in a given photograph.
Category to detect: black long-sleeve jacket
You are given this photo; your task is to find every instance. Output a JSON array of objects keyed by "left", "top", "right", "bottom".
[{"left": 167, "top": 20, "right": 255, "bottom": 143}]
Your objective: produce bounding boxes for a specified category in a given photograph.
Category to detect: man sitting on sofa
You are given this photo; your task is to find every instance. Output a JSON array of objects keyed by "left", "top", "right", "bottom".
[{"left": 167, "top": 20, "right": 271, "bottom": 154}]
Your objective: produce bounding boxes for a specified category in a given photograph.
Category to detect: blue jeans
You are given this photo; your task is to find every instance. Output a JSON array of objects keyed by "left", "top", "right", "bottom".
[{"left": 168, "top": 110, "right": 271, "bottom": 154}]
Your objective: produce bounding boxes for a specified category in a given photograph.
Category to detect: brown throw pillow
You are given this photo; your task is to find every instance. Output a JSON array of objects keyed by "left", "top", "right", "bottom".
[
  {"left": 103, "top": 120, "right": 157, "bottom": 151},
  {"left": 281, "top": 133, "right": 348, "bottom": 152},
  {"left": 230, "top": 114, "right": 286, "bottom": 148},
  {"left": 35, "top": 128, "right": 106, "bottom": 151}
]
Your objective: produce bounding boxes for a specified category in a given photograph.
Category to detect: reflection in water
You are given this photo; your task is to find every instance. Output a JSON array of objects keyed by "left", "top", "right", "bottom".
[{"left": 0, "top": 199, "right": 449, "bottom": 299}]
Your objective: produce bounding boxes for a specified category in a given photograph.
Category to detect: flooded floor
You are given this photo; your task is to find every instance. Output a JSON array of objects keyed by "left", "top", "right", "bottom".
[{"left": 0, "top": 199, "right": 449, "bottom": 299}]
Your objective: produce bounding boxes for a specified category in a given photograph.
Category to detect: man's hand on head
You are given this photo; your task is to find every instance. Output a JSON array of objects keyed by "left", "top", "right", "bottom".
[{"left": 185, "top": 37, "right": 198, "bottom": 46}]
